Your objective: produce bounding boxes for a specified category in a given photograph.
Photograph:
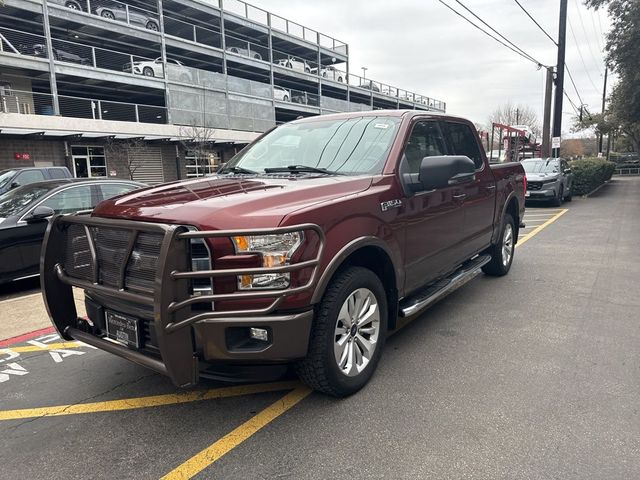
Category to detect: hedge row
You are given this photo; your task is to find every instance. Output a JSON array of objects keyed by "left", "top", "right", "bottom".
[{"left": 568, "top": 158, "right": 616, "bottom": 196}]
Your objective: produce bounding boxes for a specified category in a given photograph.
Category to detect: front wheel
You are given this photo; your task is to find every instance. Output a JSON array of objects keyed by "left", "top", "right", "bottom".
[
  {"left": 295, "top": 266, "right": 387, "bottom": 397},
  {"left": 146, "top": 21, "right": 159, "bottom": 31},
  {"left": 143, "top": 67, "right": 154, "bottom": 77},
  {"left": 564, "top": 185, "right": 573, "bottom": 202},
  {"left": 482, "top": 213, "right": 515, "bottom": 277},
  {"left": 100, "top": 10, "right": 115, "bottom": 19},
  {"left": 551, "top": 186, "right": 563, "bottom": 207}
]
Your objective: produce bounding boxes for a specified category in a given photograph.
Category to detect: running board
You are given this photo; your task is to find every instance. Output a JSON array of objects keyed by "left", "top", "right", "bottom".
[{"left": 399, "top": 255, "right": 491, "bottom": 318}]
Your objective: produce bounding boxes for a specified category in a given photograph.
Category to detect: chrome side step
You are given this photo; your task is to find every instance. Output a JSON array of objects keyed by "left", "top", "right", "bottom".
[{"left": 399, "top": 254, "right": 491, "bottom": 318}]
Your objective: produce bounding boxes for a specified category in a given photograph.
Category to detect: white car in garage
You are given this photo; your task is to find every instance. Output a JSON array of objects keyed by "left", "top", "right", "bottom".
[
  {"left": 311, "top": 65, "right": 346, "bottom": 82},
  {"left": 275, "top": 57, "right": 312, "bottom": 73},
  {"left": 273, "top": 86, "right": 291, "bottom": 102},
  {"left": 123, "top": 57, "right": 193, "bottom": 83}
]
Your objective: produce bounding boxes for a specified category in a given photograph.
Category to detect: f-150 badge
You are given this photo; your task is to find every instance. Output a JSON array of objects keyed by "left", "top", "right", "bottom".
[{"left": 380, "top": 199, "right": 402, "bottom": 211}]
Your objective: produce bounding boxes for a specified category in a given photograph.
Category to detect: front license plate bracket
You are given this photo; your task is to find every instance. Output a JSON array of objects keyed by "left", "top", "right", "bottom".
[{"left": 105, "top": 310, "right": 140, "bottom": 349}]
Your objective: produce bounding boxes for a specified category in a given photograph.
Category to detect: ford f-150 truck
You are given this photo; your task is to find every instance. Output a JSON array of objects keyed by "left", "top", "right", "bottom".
[{"left": 41, "top": 111, "right": 526, "bottom": 397}]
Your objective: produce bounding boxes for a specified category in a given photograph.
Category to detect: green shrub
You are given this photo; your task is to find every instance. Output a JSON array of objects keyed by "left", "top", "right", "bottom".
[{"left": 569, "top": 158, "right": 616, "bottom": 195}]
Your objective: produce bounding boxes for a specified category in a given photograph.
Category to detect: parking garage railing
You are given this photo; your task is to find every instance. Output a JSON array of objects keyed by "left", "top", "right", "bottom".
[
  {"left": 48, "top": 0, "right": 161, "bottom": 32},
  {"left": 3, "top": 89, "right": 167, "bottom": 124},
  {"left": 164, "top": 14, "right": 222, "bottom": 49},
  {"left": 0, "top": 27, "right": 49, "bottom": 58}
]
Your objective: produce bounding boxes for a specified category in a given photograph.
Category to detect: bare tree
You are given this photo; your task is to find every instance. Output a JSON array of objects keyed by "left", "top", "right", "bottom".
[
  {"left": 488, "top": 102, "right": 541, "bottom": 137},
  {"left": 179, "top": 124, "right": 218, "bottom": 175},
  {"left": 104, "top": 137, "right": 147, "bottom": 180}
]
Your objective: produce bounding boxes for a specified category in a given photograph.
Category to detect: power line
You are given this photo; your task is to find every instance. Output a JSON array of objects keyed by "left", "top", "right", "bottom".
[
  {"left": 563, "top": 90, "right": 581, "bottom": 115},
  {"left": 450, "top": 0, "right": 545, "bottom": 66},
  {"left": 512, "top": 0, "right": 558, "bottom": 46},
  {"left": 589, "top": 9, "right": 604, "bottom": 54},
  {"left": 437, "top": 0, "right": 545, "bottom": 67},
  {"left": 564, "top": 64, "right": 585, "bottom": 105},
  {"left": 568, "top": 17, "right": 601, "bottom": 94},
  {"left": 572, "top": 0, "right": 604, "bottom": 74}
]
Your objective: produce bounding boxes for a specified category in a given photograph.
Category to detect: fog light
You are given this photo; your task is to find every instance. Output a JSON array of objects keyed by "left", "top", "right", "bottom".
[{"left": 249, "top": 327, "right": 269, "bottom": 342}]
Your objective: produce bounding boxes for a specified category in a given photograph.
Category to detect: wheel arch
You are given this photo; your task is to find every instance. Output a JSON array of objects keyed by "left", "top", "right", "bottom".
[{"left": 311, "top": 237, "right": 400, "bottom": 330}]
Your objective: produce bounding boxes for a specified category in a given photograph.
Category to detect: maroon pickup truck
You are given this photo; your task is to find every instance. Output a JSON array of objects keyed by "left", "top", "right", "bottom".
[{"left": 42, "top": 111, "right": 526, "bottom": 397}]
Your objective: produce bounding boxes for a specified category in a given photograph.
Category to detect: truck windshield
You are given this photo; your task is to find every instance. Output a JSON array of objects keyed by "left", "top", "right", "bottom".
[
  {"left": 222, "top": 116, "right": 401, "bottom": 175},
  {"left": 522, "top": 159, "right": 560, "bottom": 174}
]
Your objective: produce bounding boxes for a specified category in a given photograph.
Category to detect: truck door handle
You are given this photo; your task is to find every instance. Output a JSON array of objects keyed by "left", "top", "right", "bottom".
[
  {"left": 486, "top": 185, "right": 496, "bottom": 190},
  {"left": 452, "top": 193, "right": 467, "bottom": 200}
]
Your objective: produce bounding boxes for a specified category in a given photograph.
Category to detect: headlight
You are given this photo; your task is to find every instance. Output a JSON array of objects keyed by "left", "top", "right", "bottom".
[{"left": 232, "top": 232, "right": 304, "bottom": 290}]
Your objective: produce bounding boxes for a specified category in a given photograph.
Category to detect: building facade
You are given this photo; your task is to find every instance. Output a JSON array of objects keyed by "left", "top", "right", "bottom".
[{"left": 0, "top": 0, "right": 446, "bottom": 184}]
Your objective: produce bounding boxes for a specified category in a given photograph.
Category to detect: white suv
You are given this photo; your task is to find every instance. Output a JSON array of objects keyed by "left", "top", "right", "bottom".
[
  {"left": 275, "top": 57, "right": 311, "bottom": 73},
  {"left": 123, "top": 57, "right": 193, "bottom": 83}
]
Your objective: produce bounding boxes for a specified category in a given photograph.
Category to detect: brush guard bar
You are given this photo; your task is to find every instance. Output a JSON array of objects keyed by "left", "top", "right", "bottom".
[{"left": 41, "top": 214, "right": 325, "bottom": 387}]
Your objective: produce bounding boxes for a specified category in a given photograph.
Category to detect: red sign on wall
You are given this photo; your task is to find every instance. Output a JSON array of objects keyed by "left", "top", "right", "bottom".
[{"left": 14, "top": 153, "right": 31, "bottom": 160}]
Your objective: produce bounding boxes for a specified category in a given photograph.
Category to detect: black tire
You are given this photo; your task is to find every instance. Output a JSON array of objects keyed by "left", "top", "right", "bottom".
[
  {"left": 65, "top": 1, "right": 80, "bottom": 10},
  {"left": 282, "top": 95, "right": 289, "bottom": 102},
  {"left": 564, "top": 185, "right": 573, "bottom": 202},
  {"left": 482, "top": 213, "right": 515, "bottom": 277},
  {"left": 551, "top": 186, "right": 563, "bottom": 207},
  {"left": 305, "top": 67, "right": 311, "bottom": 73},
  {"left": 295, "top": 266, "right": 388, "bottom": 397},
  {"left": 143, "top": 67, "right": 154, "bottom": 77},
  {"left": 337, "top": 76, "right": 343, "bottom": 83},
  {"left": 146, "top": 21, "right": 159, "bottom": 31},
  {"left": 253, "top": 53, "right": 262, "bottom": 60},
  {"left": 100, "top": 9, "right": 114, "bottom": 19}
]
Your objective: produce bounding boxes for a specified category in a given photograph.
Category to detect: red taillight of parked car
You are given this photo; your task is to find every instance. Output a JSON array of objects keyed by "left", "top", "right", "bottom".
[{"left": 523, "top": 175, "right": 527, "bottom": 195}]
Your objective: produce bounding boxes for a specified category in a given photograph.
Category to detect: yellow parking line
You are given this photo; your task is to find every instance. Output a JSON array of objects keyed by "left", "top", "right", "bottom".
[
  {"left": 517, "top": 209, "right": 568, "bottom": 247},
  {"left": 0, "top": 380, "right": 301, "bottom": 421},
  {"left": 9, "top": 342, "right": 84, "bottom": 353},
  {"left": 161, "top": 386, "right": 311, "bottom": 480}
]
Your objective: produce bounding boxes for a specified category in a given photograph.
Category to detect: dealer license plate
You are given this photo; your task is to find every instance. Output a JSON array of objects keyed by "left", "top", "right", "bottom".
[{"left": 105, "top": 310, "right": 140, "bottom": 348}]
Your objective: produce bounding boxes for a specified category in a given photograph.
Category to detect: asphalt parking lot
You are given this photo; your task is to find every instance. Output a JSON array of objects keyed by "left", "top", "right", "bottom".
[{"left": 1, "top": 177, "right": 639, "bottom": 479}]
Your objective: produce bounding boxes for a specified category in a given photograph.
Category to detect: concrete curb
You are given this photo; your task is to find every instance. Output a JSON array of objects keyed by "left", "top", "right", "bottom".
[{"left": 582, "top": 180, "right": 610, "bottom": 198}]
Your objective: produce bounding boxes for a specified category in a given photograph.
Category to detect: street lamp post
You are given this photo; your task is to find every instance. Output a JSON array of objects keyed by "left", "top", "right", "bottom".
[{"left": 361, "top": 66, "right": 367, "bottom": 79}]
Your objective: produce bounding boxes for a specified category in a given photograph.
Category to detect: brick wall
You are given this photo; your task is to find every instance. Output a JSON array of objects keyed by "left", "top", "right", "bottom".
[{"left": 0, "top": 138, "right": 69, "bottom": 170}]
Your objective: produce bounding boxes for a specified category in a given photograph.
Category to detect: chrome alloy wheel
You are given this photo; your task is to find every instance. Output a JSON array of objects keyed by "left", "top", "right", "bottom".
[
  {"left": 333, "top": 288, "right": 381, "bottom": 377},
  {"left": 502, "top": 222, "right": 514, "bottom": 267}
]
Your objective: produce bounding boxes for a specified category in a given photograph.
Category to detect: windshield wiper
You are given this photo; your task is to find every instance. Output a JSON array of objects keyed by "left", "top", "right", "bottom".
[
  {"left": 263, "top": 165, "right": 340, "bottom": 175},
  {"left": 222, "top": 166, "right": 258, "bottom": 175}
]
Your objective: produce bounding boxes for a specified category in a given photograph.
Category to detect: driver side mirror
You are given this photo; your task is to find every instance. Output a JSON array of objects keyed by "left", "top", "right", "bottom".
[
  {"left": 564, "top": 168, "right": 572, "bottom": 174},
  {"left": 25, "top": 205, "right": 55, "bottom": 223},
  {"left": 10, "top": 181, "right": 20, "bottom": 190},
  {"left": 404, "top": 156, "right": 476, "bottom": 192}
]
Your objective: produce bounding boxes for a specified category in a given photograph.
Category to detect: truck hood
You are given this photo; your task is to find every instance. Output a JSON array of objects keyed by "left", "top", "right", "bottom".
[{"left": 92, "top": 174, "right": 373, "bottom": 229}]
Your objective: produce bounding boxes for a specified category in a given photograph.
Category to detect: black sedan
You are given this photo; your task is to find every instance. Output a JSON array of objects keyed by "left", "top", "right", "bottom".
[{"left": 0, "top": 178, "right": 144, "bottom": 284}]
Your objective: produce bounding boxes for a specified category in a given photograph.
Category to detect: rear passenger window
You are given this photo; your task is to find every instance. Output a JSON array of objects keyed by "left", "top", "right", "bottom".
[
  {"left": 15, "top": 170, "right": 45, "bottom": 185},
  {"left": 40, "top": 185, "right": 94, "bottom": 214},
  {"left": 48, "top": 168, "right": 68, "bottom": 179},
  {"left": 98, "top": 183, "right": 137, "bottom": 201},
  {"left": 403, "top": 121, "right": 447, "bottom": 174},
  {"left": 441, "top": 122, "right": 483, "bottom": 169}
]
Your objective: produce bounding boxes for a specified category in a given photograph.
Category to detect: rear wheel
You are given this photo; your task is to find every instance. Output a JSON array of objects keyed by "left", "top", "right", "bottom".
[
  {"left": 482, "top": 213, "right": 515, "bottom": 277},
  {"left": 100, "top": 9, "right": 115, "bottom": 19},
  {"left": 65, "top": 1, "right": 80, "bottom": 10},
  {"left": 146, "top": 21, "right": 159, "bottom": 31},
  {"left": 143, "top": 67, "right": 154, "bottom": 77},
  {"left": 295, "top": 266, "right": 387, "bottom": 397}
]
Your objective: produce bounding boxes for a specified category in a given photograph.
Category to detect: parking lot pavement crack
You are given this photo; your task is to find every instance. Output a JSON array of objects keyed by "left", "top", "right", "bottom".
[{"left": 6, "top": 372, "right": 157, "bottom": 433}]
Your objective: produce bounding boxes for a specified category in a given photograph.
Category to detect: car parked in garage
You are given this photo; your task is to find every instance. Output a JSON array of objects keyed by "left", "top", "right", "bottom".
[
  {"left": 311, "top": 65, "right": 346, "bottom": 82},
  {"left": 0, "top": 178, "right": 144, "bottom": 284},
  {"left": 226, "top": 46, "right": 262, "bottom": 61},
  {"left": 0, "top": 167, "right": 72, "bottom": 196},
  {"left": 48, "top": 0, "right": 85, "bottom": 12},
  {"left": 95, "top": 3, "right": 159, "bottom": 31},
  {"left": 123, "top": 57, "right": 192, "bottom": 83},
  {"left": 275, "top": 57, "right": 312, "bottom": 73},
  {"left": 273, "top": 85, "right": 291, "bottom": 102},
  {"left": 522, "top": 157, "right": 573, "bottom": 205},
  {"left": 28, "top": 44, "right": 91, "bottom": 65}
]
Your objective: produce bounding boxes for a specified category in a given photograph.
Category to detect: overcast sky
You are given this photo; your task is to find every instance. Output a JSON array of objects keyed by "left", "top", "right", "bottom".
[{"left": 255, "top": 0, "right": 610, "bottom": 135}]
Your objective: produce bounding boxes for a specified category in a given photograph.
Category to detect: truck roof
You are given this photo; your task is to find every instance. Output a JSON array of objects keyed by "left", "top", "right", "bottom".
[{"left": 288, "top": 109, "right": 470, "bottom": 125}]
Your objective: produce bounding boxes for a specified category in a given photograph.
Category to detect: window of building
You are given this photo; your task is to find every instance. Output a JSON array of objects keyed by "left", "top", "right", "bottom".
[
  {"left": 71, "top": 146, "right": 107, "bottom": 178},
  {"left": 186, "top": 150, "right": 220, "bottom": 177}
]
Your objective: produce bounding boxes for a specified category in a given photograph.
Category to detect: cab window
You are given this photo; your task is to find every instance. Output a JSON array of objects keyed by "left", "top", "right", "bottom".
[
  {"left": 402, "top": 121, "right": 447, "bottom": 174},
  {"left": 441, "top": 122, "right": 483, "bottom": 169},
  {"left": 15, "top": 170, "right": 45, "bottom": 185}
]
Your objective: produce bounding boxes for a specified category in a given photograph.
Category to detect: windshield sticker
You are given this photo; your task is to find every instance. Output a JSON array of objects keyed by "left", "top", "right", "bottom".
[{"left": 374, "top": 124, "right": 390, "bottom": 129}]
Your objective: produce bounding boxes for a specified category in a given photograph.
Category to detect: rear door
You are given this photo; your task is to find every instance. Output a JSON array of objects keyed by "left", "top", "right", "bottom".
[
  {"left": 441, "top": 120, "right": 496, "bottom": 256},
  {"left": 398, "top": 120, "right": 467, "bottom": 294}
]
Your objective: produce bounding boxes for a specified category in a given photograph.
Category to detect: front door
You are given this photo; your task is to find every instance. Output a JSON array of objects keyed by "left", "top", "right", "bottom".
[
  {"left": 399, "top": 120, "right": 467, "bottom": 294},
  {"left": 73, "top": 156, "right": 89, "bottom": 178}
]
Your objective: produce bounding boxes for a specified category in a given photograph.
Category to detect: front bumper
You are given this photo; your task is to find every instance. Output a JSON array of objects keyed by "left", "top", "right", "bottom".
[
  {"left": 41, "top": 214, "right": 324, "bottom": 387},
  {"left": 526, "top": 188, "right": 557, "bottom": 199}
]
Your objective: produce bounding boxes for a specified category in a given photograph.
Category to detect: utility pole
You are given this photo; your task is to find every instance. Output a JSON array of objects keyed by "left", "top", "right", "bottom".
[
  {"left": 598, "top": 67, "right": 608, "bottom": 156},
  {"left": 541, "top": 66, "right": 554, "bottom": 157},
  {"left": 552, "top": 0, "right": 568, "bottom": 158},
  {"left": 516, "top": 108, "right": 520, "bottom": 124}
]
